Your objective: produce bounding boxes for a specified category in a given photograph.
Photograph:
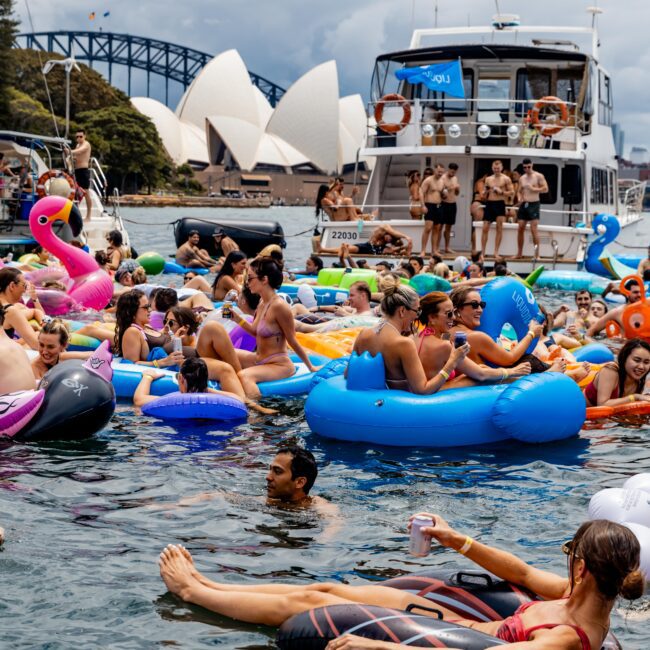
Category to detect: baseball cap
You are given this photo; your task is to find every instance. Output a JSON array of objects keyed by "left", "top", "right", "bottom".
[{"left": 213, "top": 227, "right": 226, "bottom": 237}]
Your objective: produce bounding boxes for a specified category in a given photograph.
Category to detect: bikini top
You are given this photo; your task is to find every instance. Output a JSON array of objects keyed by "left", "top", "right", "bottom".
[
  {"left": 496, "top": 601, "right": 592, "bottom": 650},
  {"left": 417, "top": 327, "right": 456, "bottom": 381},
  {"left": 257, "top": 297, "right": 282, "bottom": 339},
  {"left": 1, "top": 301, "right": 15, "bottom": 339}
]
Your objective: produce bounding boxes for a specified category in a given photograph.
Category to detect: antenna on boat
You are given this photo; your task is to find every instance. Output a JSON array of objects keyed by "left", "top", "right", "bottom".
[
  {"left": 586, "top": 5, "right": 603, "bottom": 29},
  {"left": 434, "top": 0, "right": 438, "bottom": 28}
]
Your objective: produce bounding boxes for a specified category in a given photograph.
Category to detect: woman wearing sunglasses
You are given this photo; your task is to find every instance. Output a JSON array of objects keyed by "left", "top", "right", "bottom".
[
  {"left": 235, "top": 256, "right": 319, "bottom": 398},
  {"left": 416, "top": 291, "right": 531, "bottom": 386},
  {"left": 352, "top": 284, "right": 469, "bottom": 393},
  {"left": 450, "top": 286, "right": 544, "bottom": 369},
  {"left": 162, "top": 306, "right": 200, "bottom": 349},
  {"left": 158, "top": 513, "right": 644, "bottom": 650}
]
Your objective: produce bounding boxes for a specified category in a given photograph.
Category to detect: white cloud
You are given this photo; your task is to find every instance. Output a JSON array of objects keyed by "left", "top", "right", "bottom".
[{"left": 15, "top": 0, "right": 650, "bottom": 153}]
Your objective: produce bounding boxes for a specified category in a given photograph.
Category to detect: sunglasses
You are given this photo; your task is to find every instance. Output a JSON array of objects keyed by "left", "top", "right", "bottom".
[
  {"left": 561, "top": 539, "right": 581, "bottom": 559},
  {"left": 140, "top": 303, "right": 152, "bottom": 311},
  {"left": 163, "top": 318, "right": 177, "bottom": 327},
  {"left": 442, "top": 309, "right": 454, "bottom": 319},
  {"left": 461, "top": 300, "right": 486, "bottom": 310},
  {"left": 183, "top": 276, "right": 193, "bottom": 282}
]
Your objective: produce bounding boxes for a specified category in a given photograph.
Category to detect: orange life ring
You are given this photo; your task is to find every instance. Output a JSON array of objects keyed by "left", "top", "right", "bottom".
[
  {"left": 374, "top": 94, "right": 412, "bottom": 134},
  {"left": 530, "top": 96, "right": 568, "bottom": 136},
  {"left": 36, "top": 169, "right": 76, "bottom": 201}
]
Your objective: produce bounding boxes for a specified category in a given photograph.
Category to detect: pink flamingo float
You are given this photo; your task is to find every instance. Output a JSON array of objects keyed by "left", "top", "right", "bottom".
[{"left": 28, "top": 196, "right": 113, "bottom": 313}]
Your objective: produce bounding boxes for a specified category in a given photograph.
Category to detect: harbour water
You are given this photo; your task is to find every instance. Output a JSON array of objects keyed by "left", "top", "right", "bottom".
[{"left": 1, "top": 207, "right": 649, "bottom": 648}]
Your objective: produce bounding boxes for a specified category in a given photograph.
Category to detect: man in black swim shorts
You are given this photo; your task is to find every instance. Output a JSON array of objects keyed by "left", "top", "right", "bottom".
[
  {"left": 515, "top": 159, "right": 548, "bottom": 258},
  {"left": 419, "top": 163, "right": 446, "bottom": 255},
  {"left": 480, "top": 160, "right": 514, "bottom": 258},
  {"left": 71, "top": 129, "right": 92, "bottom": 221}
]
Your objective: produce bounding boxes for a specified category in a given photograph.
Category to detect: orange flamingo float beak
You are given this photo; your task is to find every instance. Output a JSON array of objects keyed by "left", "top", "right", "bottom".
[{"left": 35, "top": 199, "right": 83, "bottom": 237}]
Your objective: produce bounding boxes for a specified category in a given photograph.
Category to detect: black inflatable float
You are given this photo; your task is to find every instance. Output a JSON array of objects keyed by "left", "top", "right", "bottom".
[
  {"left": 173, "top": 217, "right": 285, "bottom": 258},
  {"left": 276, "top": 570, "right": 621, "bottom": 650}
]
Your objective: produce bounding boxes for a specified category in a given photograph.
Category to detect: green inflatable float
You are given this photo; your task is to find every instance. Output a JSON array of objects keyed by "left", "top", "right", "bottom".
[{"left": 136, "top": 251, "right": 166, "bottom": 275}]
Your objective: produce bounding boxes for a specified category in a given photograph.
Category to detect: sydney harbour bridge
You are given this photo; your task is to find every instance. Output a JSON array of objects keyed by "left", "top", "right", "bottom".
[{"left": 16, "top": 31, "right": 286, "bottom": 107}]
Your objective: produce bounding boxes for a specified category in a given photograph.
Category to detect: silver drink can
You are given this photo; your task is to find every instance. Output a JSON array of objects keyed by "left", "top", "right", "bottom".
[
  {"left": 409, "top": 515, "right": 433, "bottom": 556},
  {"left": 172, "top": 336, "right": 182, "bottom": 353}
]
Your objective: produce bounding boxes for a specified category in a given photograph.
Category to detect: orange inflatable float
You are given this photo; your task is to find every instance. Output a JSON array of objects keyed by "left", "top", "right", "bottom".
[
  {"left": 605, "top": 275, "right": 650, "bottom": 340},
  {"left": 295, "top": 328, "right": 362, "bottom": 359}
]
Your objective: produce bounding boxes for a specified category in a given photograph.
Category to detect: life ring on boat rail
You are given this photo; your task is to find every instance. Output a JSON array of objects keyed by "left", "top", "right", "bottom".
[
  {"left": 374, "top": 93, "right": 412, "bottom": 133},
  {"left": 530, "top": 96, "right": 569, "bottom": 136},
  {"left": 36, "top": 169, "right": 76, "bottom": 201}
]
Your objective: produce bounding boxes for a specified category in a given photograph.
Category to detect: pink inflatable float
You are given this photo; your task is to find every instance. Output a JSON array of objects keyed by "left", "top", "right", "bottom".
[{"left": 28, "top": 196, "right": 113, "bottom": 312}]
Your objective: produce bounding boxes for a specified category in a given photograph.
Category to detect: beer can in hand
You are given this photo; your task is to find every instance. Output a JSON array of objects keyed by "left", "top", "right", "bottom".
[{"left": 409, "top": 515, "right": 434, "bottom": 556}]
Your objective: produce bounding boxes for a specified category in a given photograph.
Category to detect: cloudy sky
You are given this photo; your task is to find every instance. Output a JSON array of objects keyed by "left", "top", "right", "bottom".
[{"left": 16, "top": 0, "right": 648, "bottom": 154}]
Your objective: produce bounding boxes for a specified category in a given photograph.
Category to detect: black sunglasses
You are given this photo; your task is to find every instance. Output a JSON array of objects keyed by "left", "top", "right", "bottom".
[
  {"left": 561, "top": 539, "right": 581, "bottom": 559},
  {"left": 163, "top": 318, "right": 177, "bottom": 327},
  {"left": 461, "top": 300, "right": 486, "bottom": 310}
]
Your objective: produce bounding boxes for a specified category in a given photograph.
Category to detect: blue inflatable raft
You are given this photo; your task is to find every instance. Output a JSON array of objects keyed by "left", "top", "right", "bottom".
[{"left": 305, "top": 351, "right": 586, "bottom": 447}]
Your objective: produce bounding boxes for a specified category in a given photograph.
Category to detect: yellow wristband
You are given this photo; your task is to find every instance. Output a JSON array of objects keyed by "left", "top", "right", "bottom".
[
  {"left": 629, "top": 395, "right": 635, "bottom": 403},
  {"left": 153, "top": 360, "right": 159, "bottom": 368},
  {"left": 439, "top": 369, "right": 450, "bottom": 381},
  {"left": 458, "top": 536, "right": 473, "bottom": 555}
]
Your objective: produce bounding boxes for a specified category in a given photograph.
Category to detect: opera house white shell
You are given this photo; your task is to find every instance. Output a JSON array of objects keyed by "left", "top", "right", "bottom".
[{"left": 132, "top": 49, "right": 369, "bottom": 174}]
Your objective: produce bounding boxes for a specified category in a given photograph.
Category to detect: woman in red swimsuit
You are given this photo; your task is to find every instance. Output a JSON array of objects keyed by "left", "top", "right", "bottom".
[
  {"left": 158, "top": 513, "right": 644, "bottom": 650},
  {"left": 416, "top": 291, "right": 531, "bottom": 386},
  {"left": 583, "top": 338, "right": 650, "bottom": 407}
]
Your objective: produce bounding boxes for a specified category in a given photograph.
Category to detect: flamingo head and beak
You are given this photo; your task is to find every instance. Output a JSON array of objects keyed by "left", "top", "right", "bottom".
[{"left": 34, "top": 199, "right": 83, "bottom": 237}]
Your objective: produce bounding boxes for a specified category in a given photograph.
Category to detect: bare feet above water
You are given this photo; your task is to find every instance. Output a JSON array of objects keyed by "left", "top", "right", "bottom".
[{"left": 159, "top": 544, "right": 200, "bottom": 599}]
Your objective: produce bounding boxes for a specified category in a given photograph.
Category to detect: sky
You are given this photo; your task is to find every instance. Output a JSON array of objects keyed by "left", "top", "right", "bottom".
[{"left": 15, "top": 0, "right": 649, "bottom": 155}]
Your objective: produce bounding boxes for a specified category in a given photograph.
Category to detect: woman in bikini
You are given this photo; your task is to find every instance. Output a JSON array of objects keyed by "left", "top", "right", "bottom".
[
  {"left": 158, "top": 513, "right": 643, "bottom": 650},
  {"left": 416, "top": 291, "right": 531, "bottom": 387},
  {"left": 352, "top": 284, "right": 468, "bottom": 393},
  {"left": 211, "top": 251, "right": 247, "bottom": 301},
  {"left": 583, "top": 338, "right": 650, "bottom": 407},
  {"left": 234, "top": 256, "right": 319, "bottom": 398},
  {"left": 406, "top": 170, "right": 424, "bottom": 219},
  {"left": 0, "top": 267, "right": 45, "bottom": 350}
]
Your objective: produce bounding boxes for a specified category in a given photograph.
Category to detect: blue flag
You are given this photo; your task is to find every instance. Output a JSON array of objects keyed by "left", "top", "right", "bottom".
[{"left": 395, "top": 60, "right": 465, "bottom": 99}]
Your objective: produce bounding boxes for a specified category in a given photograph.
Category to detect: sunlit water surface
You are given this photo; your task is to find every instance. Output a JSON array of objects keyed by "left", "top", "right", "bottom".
[{"left": 1, "top": 207, "right": 649, "bottom": 648}]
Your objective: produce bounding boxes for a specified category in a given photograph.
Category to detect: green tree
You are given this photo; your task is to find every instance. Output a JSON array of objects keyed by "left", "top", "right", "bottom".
[
  {"left": 0, "top": 0, "right": 19, "bottom": 127},
  {"left": 77, "top": 104, "right": 172, "bottom": 193}
]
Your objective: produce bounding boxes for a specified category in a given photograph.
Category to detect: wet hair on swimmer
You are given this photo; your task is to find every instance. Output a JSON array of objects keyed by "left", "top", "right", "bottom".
[
  {"left": 276, "top": 445, "right": 318, "bottom": 494},
  {"left": 567, "top": 519, "right": 644, "bottom": 600},
  {"left": 40, "top": 319, "right": 70, "bottom": 346},
  {"left": 380, "top": 284, "right": 419, "bottom": 317},
  {"left": 179, "top": 357, "right": 208, "bottom": 393}
]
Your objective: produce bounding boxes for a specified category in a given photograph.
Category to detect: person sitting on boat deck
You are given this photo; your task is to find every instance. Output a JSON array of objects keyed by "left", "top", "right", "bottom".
[
  {"left": 553, "top": 290, "right": 592, "bottom": 329},
  {"left": 0, "top": 267, "right": 45, "bottom": 350},
  {"left": 159, "top": 513, "right": 645, "bottom": 650},
  {"left": 586, "top": 277, "right": 642, "bottom": 338},
  {"left": 637, "top": 245, "right": 650, "bottom": 277},
  {"left": 318, "top": 225, "right": 413, "bottom": 257},
  {"left": 0, "top": 305, "right": 36, "bottom": 392},
  {"left": 416, "top": 292, "right": 531, "bottom": 387},
  {"left": 232, "top": 257, "right": 319, "bottom": 398},
  {"left": 211, "top": 251, "right": 247, "bottom": 301},
  {"left": 352, "top": 285, "right": 468, "bottom": 393},
  {"left": 106, "top": 229, "right": 131, "bottom": 271},
  {"left": 481, "top": 160, "right": 514, "bottom": 259},
  {"left": 515, "top": 159, "right": 548, "bottom": 258},
  {"left": 583, "top": 338, "right": 650, "bottom": 407},
  {"left": 321, "top": 178, "right": 377, "bottom": 222},
  {"left": 133, "top": 357, "right": 242, "bottom": 408},
  {"left": 212, "top": 227, "right": 239, "bottom": 258},
  {"left": 175, "top": 230, "right": 218, "bottom": 271},
  {"left": 450, "top": 286, "right": 546, "bottom": 371},
  {"left": 31, "top": 319, "right": 92, "bottom": 380}
]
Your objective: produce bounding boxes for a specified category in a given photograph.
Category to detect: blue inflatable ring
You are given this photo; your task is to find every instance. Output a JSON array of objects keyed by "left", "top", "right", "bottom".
[{"left": 141, "top": 391, "right": 247, "bottom": 421}]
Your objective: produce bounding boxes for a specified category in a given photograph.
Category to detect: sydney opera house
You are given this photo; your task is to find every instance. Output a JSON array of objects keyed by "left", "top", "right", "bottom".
[{"left": 131, "top": 50, "right": 371, "bottom": 201}]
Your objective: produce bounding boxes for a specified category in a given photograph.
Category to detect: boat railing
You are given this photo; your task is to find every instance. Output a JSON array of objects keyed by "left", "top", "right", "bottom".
[
  {"left": 89, "top": 157, "right": 108, "bottom": 200},
  {"left": 618, "top": 179, "right": 646, "bottom": 221},
  {"left": 366, "top": 97, "right": 581, "bottom": 151}
]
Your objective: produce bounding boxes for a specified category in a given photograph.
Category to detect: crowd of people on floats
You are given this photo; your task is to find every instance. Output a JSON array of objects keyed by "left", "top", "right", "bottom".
[{"left": 1, "top": 216, "right": 648, "bottom": 647}]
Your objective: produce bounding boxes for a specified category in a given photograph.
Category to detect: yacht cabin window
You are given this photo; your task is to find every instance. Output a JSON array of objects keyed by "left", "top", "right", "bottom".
[{"left": 598, "top": 71, "right": 613, "bottom": 126}]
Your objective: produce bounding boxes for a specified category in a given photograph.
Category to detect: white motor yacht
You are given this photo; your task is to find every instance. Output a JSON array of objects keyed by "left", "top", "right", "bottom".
[
  {"left": 318, "top": 13, "right": 645, "bottom": 273},
  {"left": 0, "top": 130, "right": 130, "bottom": 258}
]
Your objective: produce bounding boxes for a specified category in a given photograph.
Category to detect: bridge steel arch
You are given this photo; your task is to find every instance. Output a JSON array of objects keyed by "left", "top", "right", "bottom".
[{"left": 16, "top": 31, "right": 285, "bottom": 107}]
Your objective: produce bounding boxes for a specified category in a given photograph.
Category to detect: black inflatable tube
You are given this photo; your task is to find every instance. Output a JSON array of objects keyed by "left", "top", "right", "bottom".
[{"left": 276, "top": 570, "right": 621, "bottom": 650}]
